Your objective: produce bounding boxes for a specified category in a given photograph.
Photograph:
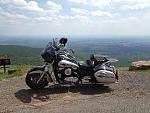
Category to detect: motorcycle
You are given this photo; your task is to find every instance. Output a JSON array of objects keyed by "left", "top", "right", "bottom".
[{"left": 25, "top": 38, "right": 118, "bottom": 90}]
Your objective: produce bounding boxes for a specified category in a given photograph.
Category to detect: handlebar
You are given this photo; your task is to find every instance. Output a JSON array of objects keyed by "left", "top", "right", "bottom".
[{"left": 45, "top": 38, "right": 75, "bottom": 60}]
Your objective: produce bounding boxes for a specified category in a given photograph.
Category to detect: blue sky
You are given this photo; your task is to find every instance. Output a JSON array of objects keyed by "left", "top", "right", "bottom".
[{"left": 0, "top": 0, "right": 150, "bottom": 36}]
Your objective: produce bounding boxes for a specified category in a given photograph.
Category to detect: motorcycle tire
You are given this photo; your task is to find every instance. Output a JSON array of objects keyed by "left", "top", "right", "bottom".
[{"left": 25, "top": 73, "right": 48, "bottom": 90}]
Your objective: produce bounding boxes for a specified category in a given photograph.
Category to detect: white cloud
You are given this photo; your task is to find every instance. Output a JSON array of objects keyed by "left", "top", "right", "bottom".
[
  {"left": 73, "top": 15, "right": 89, "bottom": 20},
  {"left": 71, "top": 8, "right": 88, "bottom": 15},
  {"left": 89, "top": 0, "right": 150, "bottom": 10},
  {"left": 67, "top": 0, "right": 112, "bottom": 8},
  {"left": 122, "top": 3, "right": 150, "bottom": 10},
  {"left": 113, "top": 0, "right": 150, "bottom": 10},
  {"left": 0, "top": 0, "right": 26, "bottom": 6},
  {"left": 47, "top": 1, "right": 62, "bottom": 14},
  {"left": 0, "top": 0, "right": 63, "bottom": 21},
  {"left": 104, "top": 16, "right": 140, "bottom": 24},
  {"left": 0, "top": 0, "right": 150, "bottom": 36},
  {"left": 90, "top": 0, "right": 111, "bottom": 8},
  {"left": 122, "top": 4, "right": 149, "bottom": 10},
  {"left": 67, "top": 0, "right": 150, "bottom": 10},
  {"left": 23, "top": 1, "right": 44, "bottom": 12},
  {"left": 90, "top": 10, "right": 112, "bottom": 17},
  {"left": 67, "top": 0, "right": 88, "bottom": 4},
  {"left": 59, "top": 14, "right": 90, "bottom": 24},
  {"left": 0, "top": 11, "right": 28, "bottom": 19},
  {"left": 35, "top": 16, "right": 57, "bottom": 21},
  {"left": 70, "top": 8, "right": 112, "bottom": 18},
  {"left": 0, "top": 0, "right": 44, "bottom": 12}
]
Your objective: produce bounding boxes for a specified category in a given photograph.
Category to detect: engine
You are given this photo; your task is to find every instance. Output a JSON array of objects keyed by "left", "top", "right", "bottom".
[
  {"left": 57, "top": 67, "right": 79, "bottom": 83},
  {"left": 64, "top": 68, "right": 72, "bottom": 76}
]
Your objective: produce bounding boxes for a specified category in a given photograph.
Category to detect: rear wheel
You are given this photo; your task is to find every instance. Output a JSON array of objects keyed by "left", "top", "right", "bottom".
[{"left": 25, "top": 73, "right": 48, "bottom": 90}]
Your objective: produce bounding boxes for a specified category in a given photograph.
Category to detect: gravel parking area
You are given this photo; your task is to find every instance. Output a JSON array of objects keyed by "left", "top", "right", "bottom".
[{"left": 0, "top": 70, "right": 150, "bottom": 113}]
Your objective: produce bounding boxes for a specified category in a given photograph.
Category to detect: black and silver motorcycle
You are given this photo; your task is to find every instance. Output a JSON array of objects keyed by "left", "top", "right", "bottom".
[{"left": 25, "top": 38, "right": 118, "bottom": 90}]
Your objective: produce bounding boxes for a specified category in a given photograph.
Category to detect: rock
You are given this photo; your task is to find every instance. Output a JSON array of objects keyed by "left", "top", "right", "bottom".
[{"left": 129, "top": 61, "right": 150, "bottom": 71}]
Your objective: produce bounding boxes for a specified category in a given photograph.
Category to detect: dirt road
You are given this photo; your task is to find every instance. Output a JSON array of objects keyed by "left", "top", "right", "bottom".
[{"left": 0, "top": 71, "right": 150, "bottom": 113}]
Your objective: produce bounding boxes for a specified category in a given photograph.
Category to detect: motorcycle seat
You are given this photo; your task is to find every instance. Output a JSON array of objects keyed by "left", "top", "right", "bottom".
[
  {"left": 90, "top": 54, "right": 108, "bottom": 65},
  {"left": 78, "top": 60, "right": 93, "bottom": 70}
]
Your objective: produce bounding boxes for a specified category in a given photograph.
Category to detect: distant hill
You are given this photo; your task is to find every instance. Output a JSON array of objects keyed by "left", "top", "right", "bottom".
[
  {"left": 0, "top": 36, "right": 150, "bottom": 66},
  {"left": 0, "top": 45, "right": 42, "bottom": 65},
  {"left": 0, "top": 45, "right": 87, "bottom": 66}
]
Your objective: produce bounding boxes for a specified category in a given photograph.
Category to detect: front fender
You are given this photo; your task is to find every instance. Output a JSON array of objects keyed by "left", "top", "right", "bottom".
[
  {"left": 27, "top": 67, "right": 53, "bottom": 82},
  {"left": 29, "top": 70, "right": 44, "bottom": 74},
  {"left": 28, "top": 67, "right": 45, "bottom": 75}
]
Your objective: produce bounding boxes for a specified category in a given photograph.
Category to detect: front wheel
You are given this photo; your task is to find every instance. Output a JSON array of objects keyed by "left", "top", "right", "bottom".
[{"left": 25, "top": 73, "right": 48, "bottom": 90}]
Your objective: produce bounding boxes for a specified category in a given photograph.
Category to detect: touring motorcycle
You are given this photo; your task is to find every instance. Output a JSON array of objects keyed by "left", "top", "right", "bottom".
[{"left": 25, "top": 38, "right": 118, "bottom": 89}]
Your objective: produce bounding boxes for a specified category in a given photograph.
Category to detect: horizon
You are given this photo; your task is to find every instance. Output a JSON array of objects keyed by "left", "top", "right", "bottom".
[
  {"left": 0, "top": 35, "right": 150, "bottom": 49},
  {"left": 0, "top": 35, "right": 150, "bottom": 39}
]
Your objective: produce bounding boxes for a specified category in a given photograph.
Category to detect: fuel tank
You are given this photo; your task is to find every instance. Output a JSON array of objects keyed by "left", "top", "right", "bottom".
[
  {"left": 94, "top": 70, "right": 116, "bottom": 83},
  {"left": 58, "top": 60, "right": 79, "bottom": 68}
]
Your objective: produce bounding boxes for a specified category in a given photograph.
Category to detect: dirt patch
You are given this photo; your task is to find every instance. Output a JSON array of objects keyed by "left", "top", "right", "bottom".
[{"left": 0, "top": 71, "right": 150, "bottom": 113}]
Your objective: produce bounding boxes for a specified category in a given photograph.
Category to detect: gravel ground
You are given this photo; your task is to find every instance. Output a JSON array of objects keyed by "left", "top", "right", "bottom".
[{"left": 0, "top": 71, "right": 150, "bottom": 113}]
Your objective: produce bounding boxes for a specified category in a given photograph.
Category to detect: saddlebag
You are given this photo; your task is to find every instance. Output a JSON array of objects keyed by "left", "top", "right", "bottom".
[{"left": 94, "top": 65, "right": 116, "bottom": 83}]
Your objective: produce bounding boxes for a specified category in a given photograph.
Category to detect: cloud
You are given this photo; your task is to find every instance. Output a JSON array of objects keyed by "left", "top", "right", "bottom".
[
  {"left": 121, "top": 3, "right": 150, "bottom": 10},
  {"left": 71, "top": 8, "right": 88, "bottom": 15},
  {"left": 90, "top": 0, "right": 111, "bottom": 8},
  {"left": 103, "top": 16, "right": 140, "bottom": 24},
  {"left": 70, "top": 8, "right": 112, "bottom": 17},
  {"left": 23, "top": 1, "right": 44, "bottom": 12},
  {"left": 34, "top": 16, "right": 57, "bottom": 22},
  {"left": 0, "top": 0, "right": 44, "bottom": 12},
  {"left": 67, "top": 0, "right": 113, "bottom": 10},
  {"left": 90, "top": 10, "right": 112, "bottom": 17},
  {"left": 0, "top": 0, "right": 63, "bottom": 21},
  {"left": 122, "top": 4, "right": 149, "bottom": 10},
  {"left": 67, "top": 0, "right": 88, "bottom": 4},
  {"left": 0, "top": 0, "right": 150, "bottom": 36},
  {"left": 46, "top": 1, "right": 62, "bottom": 14},
  {"left": 0, "top": 0, "right": 26, "bottom": 6},
  {"left": 0, "top": 11, "right": 28, "bottom": 19},
  {"left": 113, "top": 0, "right": 150, "bottom": 10},
  {"left": 67, "top": 0, "right": 112, "bottom": 7}
]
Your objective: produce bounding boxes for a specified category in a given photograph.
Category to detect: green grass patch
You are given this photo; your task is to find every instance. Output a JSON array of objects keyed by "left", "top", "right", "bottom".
[
  {"left": 129, "top": 69, "right": 150, "bottom": 73},
  {"left": 0, "top": 65, "right": 33, "bottom": 80},
  {"left": 117, "top": 67, "right": 129, "bottom": 71},
  {"left": 0, "top": 65, "right": 149, "bottom": 80},
  {"left": 117, "top": 67, "right": 150, "bottom": 73}
]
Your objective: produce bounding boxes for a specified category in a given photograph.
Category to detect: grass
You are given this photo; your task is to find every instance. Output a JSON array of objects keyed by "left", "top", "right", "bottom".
[
  {"left": 117, "top": 67, "right": 150, "bottom": 73},
  {"left": 0, "top": 66, "right": 149, "bottom": 80},
  {"left": 0, "top": 65, "right": 33, "bottom": 80},
  {"left": 129, "top": 69, "right": 150, "bottom": 73},
  {"left": 117, "top": 67, "right": 129, "bottom": 71}
]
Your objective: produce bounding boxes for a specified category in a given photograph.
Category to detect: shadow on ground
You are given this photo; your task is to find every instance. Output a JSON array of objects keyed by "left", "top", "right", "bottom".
[{"left": 15, "top": 84, "right": 112, "bottom": 103}]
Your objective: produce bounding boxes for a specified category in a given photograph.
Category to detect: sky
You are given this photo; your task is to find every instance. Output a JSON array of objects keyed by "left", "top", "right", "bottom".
[{"left": 0, "top": 0, "right": 150, "bottom": 36}]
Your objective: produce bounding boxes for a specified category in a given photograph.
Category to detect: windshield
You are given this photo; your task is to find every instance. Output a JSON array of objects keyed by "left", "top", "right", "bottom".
[
  {"left": 43, "top": 38, "right": 76, "bottom": 60},
  {"left": 43, "top": 39, "right": 58, "bottom": 51}
]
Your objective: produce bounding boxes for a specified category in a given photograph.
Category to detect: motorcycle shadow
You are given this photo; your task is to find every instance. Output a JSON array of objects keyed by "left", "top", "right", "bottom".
[{"left": 15, "top": 84, "right": 112, "bottom": 103}]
